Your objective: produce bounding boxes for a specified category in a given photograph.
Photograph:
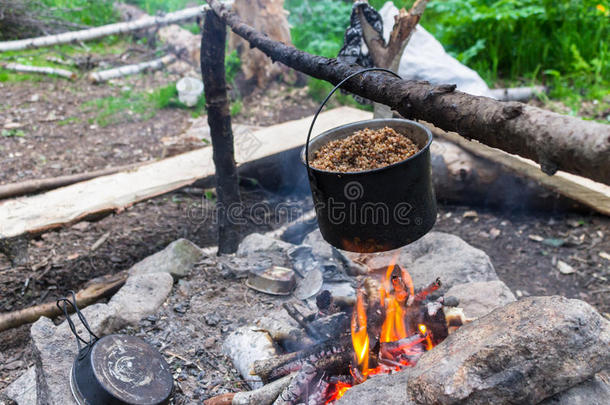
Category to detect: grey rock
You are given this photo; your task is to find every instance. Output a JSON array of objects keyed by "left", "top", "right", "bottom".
[
  {"left": 31, "top": 303, "right": 116, "bottom": 405},
  {"left": 128, "top": 238, "right": 202, "bottom": 278},
  {"left": 445, "top": 280, "right": 516, "bottom": 319},
  {"left": 365, "top": 232, "right": 497, "bottom": 292},
  {"left": 108, "top": 272, "right": 173, "bottom": 330},
  {"left": 321, "top": 282, "right": 355, "bottom": 298},
  {"left": 236, "top": 234, "right": 294, "bottom": 271},
  {"left": 302, "top": 230, "right": 364, "bottom": 279},
  {"left": 217, "top": 255, "right": 270, "bottom": 279},
  {"left": 302, "top": 229, "right": 333, "bottom": 260},
  {"left": 407, "top": 296, "right": 610, "bottom": 405},
  {"left": 237, "top": 233, "right": 294, "bottom": 257},
  {"left": 540, "top": 371, "right": 610, "bottom": 405},
  {"left": 336, "top": 371, "right": 413, "bottom": 405},
  {"left": 3, "top": 367, "right": 36, "bottom": 405}
]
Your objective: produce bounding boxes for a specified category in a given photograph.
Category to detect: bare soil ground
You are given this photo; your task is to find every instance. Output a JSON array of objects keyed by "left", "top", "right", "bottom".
[{"left": 0, "top": 62, "right": 608, "bottom": 396}]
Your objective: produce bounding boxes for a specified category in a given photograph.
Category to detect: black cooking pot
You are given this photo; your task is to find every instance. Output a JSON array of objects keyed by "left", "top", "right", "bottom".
[
  {"left": 57, "top": 293, "right": 173, "bottom": 405},
  {"left": 301, "top": 68, "right": 436, "bottom": 253}
]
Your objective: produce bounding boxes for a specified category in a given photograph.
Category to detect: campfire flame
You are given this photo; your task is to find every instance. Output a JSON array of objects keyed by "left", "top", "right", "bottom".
[{"left": 327, "top": 259, "right": 439, "bottom": 403}]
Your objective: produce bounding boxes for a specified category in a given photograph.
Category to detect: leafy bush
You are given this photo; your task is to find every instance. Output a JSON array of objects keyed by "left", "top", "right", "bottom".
[
  {"left": 125, "top": 0, "right": 193, "bottom": 14},
  {"left": 285, "top": 0, "right": 352, "bottom": 58},
  {"left": 424, "top": 0, "right": 609, "bottom": 83}
]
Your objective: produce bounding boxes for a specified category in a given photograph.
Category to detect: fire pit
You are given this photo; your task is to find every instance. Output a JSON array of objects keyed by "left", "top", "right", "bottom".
[{"left": 212, "top": 254, "right": 466, "bottom": 405}]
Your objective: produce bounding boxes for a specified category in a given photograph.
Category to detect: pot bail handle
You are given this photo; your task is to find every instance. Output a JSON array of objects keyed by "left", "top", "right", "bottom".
[
  {"left": 305, "top": 67, "right": 403, "bottom": 174},
  {"left": 56, "top": 290, "right": 99, "bottom": 356}
]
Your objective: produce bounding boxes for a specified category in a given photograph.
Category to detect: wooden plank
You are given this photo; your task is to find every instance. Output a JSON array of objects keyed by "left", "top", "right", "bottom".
[
  {"left": 434, "top": 128, "right": 610, "bottom": 216},
  {"left": 0, "top": 107, "right": 372, "bottom": 240}
]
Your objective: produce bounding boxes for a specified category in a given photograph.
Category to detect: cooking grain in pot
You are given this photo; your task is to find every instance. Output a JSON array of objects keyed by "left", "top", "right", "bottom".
[{"left": 310, "top": 126, "right": 420, "bottom": 172}]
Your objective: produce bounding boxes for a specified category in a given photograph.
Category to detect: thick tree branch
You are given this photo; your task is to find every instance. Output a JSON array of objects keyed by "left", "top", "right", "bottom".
[{"left": 205, "top": 0, "right": 610, "bottom": 185}]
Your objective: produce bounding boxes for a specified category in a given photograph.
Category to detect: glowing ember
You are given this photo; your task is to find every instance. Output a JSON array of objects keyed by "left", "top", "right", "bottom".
[
  {"left": 326, "top": 261, "right": 442, "bottom": 404},
  {"left": 325, "top": 381, "right": 352, "bottom": 403}
]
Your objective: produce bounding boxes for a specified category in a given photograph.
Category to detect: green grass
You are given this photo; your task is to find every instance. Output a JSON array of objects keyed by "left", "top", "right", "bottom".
[{"left": 84, "top": 83, "right": 207, "bottom": 127}]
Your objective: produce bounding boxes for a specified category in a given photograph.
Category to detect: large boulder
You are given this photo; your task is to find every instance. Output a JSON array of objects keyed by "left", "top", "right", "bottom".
[
  {"left": 407, "top": 296, "right": 610, "bottom": 405},
  {"left": 445, "top": 280, "right": 516, "bottom": 319}
]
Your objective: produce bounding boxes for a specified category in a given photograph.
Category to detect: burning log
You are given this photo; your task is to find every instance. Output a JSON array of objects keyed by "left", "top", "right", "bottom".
[
  {"left": 251, "top": 339, "right": 351, "bottom": 383},
  {"left": 414, "top": 277, "right": 441, "bottom": 302},
  {"left": 273, "top": 363, "right": 317, "bottom": 405}
]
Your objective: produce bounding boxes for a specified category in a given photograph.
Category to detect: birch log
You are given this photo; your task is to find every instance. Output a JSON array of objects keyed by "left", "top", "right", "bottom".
[
  {"left": 88, "top": 54, "right": 176, "bottom": 83},
  {"left": 1, "top": 63, "right": 76, "bottom": 79},
  {"left": 0, "top": 4, "right": 232, "bottom": 52}
]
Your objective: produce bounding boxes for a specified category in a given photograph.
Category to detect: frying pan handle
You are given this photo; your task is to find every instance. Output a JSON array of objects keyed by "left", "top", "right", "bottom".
[
  {"left": 57, "top": 291, "right": 99, "bottom": 356},
  {"left": 305, "top": 67, "right": 403, "bottom": 173}
]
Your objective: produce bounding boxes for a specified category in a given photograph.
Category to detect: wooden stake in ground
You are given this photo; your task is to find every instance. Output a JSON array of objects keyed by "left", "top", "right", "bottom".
[
  {"left": 88, "top": 54, "right": 176, "bottom": 83},
  {"left": 201, "top": 10, "right": 242, "bottom": 254},
  {"left": 0, "top": 271, "right": 126, "bottom": 333},
  {"left": 1, "top": 62, "right": 76, "bottom": 79},
  {"left": 204, "top": 0, "right": 610, "bottom": 186}
]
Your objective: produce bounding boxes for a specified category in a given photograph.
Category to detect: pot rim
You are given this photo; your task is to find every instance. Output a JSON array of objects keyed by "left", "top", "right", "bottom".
[{"left": 301, "top": 118, "right": 434, "bottom": 175}]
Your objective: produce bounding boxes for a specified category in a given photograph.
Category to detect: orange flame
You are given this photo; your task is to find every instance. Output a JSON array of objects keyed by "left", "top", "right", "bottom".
[
  {"left": 351, "top": 289, "right": 369, "bottom": 374},
  {"left": 337, "top": 259, "right": 439, "bottom": 404}
]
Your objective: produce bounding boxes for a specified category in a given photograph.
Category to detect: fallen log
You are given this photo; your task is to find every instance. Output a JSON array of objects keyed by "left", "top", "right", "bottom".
[
  {"left": 0, "top": 5, "right": 225, "bottom": 52},
  {"left": 1, "top": 62, "right": 76, "bottom": 79},
  {"left": 489, "top": 86, "right": 547, "bottom": 102},
  {"left": 205, "top": 0, "right": 610, "bottom": 185},
  {"left": 429, "top": 124, "right": 610, "bottom": 215},
  {"left": 88, "top": 54, "right": 176, "bottom": 83},
  {"left": 0, "top": 271, "right": 126, "bottom": 333},
  {"left": 0, "top": 161, "right": 148, "bottom": 200}
]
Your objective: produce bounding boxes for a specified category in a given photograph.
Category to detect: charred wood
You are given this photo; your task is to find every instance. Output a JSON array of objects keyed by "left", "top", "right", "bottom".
[
  {"left": 272, "top": 363, "right": 317, "bottom": 405},
  {"left": 252, "top": 338, "right": 351, "bottom": 383}
]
